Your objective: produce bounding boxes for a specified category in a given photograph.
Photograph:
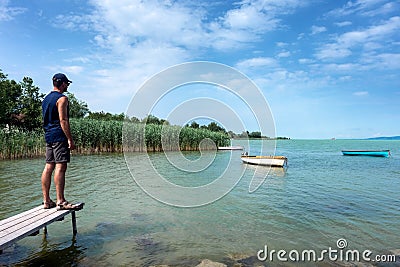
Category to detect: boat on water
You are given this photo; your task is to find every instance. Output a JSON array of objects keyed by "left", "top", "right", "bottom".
[
  {"left": 341, "top": 150, "right": 390, "bottom": 157},
  {"left": 241, "top": 155, "right": 288, "bottom": 167},
  {"left": 218, "top": 146, "right": 244, "bottom": 150}
]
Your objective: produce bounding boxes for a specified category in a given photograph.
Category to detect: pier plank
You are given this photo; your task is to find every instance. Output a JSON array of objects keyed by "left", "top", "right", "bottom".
[
  {"left": 0, "top": 204, "right": 83, "bottom": 252},
  {"left": 0, "top": 206, "right": 43, "bottom": 226}
]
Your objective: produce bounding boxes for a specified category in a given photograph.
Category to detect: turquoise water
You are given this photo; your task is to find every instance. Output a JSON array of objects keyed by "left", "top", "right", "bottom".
[{"left": 0, "top": 140, "right": 399, "bottom": 266}]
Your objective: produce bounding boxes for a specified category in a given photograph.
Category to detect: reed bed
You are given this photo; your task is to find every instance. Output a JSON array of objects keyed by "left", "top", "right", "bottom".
[
  {"left": 0, "top": 129, "right": 45, "bottom": 160},
  {"left": 123, "top": 121, "right": 230, "bottom": 152},
  {"left": 71, "top": 118, "right": 123, "bottom": 153},
  {"left": 123, "top": 123, "right": 229, "bottom": 152},
  {"left": 1, "top": 119, "right": 230, "bottom": 159}
]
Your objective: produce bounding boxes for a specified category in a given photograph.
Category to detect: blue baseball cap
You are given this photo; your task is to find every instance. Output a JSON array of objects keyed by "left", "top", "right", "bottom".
[{"left": 52, "top": 73, "right": 72, "bottom": 83}]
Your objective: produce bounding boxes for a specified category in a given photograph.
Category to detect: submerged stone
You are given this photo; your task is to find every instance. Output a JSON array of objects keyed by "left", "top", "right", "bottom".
[{"left": 195, "top": 259, "right": 227, "bottom": 267}]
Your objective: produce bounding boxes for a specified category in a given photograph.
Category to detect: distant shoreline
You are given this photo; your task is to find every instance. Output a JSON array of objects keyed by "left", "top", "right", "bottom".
[
  {"left": 366, "top": 136, "right": 400, "bottom": 140},
  {"left": 232, "top": 137, "right": 291, "bottom": 140},
  {"left": 231, "top": 137, "right": 400, "bottom": 140}
]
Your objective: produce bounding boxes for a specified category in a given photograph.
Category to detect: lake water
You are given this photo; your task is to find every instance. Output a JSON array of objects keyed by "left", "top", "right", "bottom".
[{"left": 0, "top": 139, "right": 399, "bottom": 266}]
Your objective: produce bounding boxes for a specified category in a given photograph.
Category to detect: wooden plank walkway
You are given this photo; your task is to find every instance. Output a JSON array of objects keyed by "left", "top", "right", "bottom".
[{"left": 0, "top": 204, "right": 84, "bottom": 253}]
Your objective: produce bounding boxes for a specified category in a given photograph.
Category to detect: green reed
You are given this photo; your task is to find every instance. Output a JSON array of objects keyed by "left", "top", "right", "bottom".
[
  {"left": 1, "top": 119, "right": 230, "bottom": 159},
  {"left": 70, "top": 118, "right": 123, "bottom": 153},
  {"left": 0, "top": 129, "right": 45, "bottom": 160},
  {"left": 123, "top": 121, "right": 230, "bottom": 152}
]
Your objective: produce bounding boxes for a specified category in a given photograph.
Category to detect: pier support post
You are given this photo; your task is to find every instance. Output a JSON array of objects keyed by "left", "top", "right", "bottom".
[{"left": 71, "top": 211, "right": 77, "bottom": 236}]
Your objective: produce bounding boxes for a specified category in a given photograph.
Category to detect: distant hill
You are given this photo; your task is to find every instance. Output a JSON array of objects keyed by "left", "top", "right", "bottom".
[{"left": 367, "top": 136, "right": 400, "bottom": 140}]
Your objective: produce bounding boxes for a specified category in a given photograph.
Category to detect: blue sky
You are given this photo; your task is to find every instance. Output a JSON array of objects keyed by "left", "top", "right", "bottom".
[{"left": 1, "top": 0, "right": 399, "bottom": 139}]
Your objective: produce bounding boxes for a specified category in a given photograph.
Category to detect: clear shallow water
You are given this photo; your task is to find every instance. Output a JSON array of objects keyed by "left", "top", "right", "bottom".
[{"left": 0, "top": 139, "right": 399, "bottom": 266}]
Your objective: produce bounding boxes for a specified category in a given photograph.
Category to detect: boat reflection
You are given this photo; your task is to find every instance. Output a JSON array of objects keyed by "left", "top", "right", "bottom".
[{"left": 244, "top": 164, "right": 287, "bottom": 177}]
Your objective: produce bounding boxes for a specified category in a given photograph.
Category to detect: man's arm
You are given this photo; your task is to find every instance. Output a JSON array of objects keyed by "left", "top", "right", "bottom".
[{"left": 57, "top": 96, "right": 76, "bottom": 150}]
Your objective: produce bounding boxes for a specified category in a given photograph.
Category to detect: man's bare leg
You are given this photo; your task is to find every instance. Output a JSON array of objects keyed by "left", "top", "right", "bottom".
[
  {"left": 54, "top": 162, "right": 68, "bottom": 204},
  {"left": 41, "top": 162, "right": 55, "bottom": 204}
]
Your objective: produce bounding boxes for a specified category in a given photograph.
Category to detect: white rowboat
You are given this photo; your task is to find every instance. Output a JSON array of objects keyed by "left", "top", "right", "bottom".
[
  {"left": 218, "top": 146, "right": 244, "bottom": 150},
  {"left": 241, "top": 155, "right": 288, "bottom": 167}
]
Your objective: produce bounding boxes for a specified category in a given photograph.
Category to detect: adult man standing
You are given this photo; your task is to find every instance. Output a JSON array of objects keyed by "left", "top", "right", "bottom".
[{"left": 41, "top": 73, "right": 81, "bottom": 210}]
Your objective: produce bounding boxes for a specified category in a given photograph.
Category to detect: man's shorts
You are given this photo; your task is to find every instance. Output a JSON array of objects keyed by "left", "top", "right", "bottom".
[{"left": 45, "top": 142, "right": 70, "bottom": 163}]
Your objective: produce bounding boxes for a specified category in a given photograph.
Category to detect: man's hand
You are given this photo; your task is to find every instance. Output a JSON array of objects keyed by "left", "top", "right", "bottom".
[{"left": 68, "top": 139, "right": 76, "bottom": 150}]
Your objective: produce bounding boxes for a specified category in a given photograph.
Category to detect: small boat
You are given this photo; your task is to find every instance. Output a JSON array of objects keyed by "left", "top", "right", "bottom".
[
  {"left": 241, "top": 155, "right": 288, "bottom": 167},
  {"left": 341, "top": 150, "right": 390, "bottom": 157},
  {"left": 218, "top": 146, "right": 244, "bottom": 150}
]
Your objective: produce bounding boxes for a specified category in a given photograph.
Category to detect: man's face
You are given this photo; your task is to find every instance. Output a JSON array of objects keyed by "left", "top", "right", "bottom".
[{"left": 62, "top": 81, "right": 70, "bottom": 92}]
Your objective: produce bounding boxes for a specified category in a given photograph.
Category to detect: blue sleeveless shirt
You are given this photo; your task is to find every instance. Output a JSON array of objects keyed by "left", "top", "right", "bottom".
[{"left": 42, "top": 91, "right": 68, "bottom": 143}]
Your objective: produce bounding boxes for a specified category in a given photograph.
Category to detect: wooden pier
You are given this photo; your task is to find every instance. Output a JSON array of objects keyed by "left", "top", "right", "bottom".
[{"left": 0, "top": 204, "right": 84, "bottom": 253}]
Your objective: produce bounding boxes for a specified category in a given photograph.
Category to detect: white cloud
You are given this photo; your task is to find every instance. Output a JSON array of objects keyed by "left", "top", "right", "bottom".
[
  {"left": 353, "top": 91, "right": 369, "bottom": 96},
  {"left": 319, "top": 63, "right": 360, "bottom": 72},
  {"left": 361, "top": 53, "right": 400, "bottom": 69},
  {"left": 298, "top": 58, "right": 314, "bottom": 64},
  {"left": 315, "top": 44, "right": 352, "bottom": 60},
  {"left": 0, "top": 0, "right": 26, "bottom": 21},
  {"left": 327, "top": 0, "right": 393, "bottom": 17},
  {"left": 339, "top": 16, "right": 400, "bottom": 46},
  {"left": 339, "top": 75, "right": 352, "bottom": 81},
  {"left": 358, "top": 1, "right": 399, "bottom": 17},
  {"left": 66, "top": 57, "right": 91, "bottom": 64},
  {"left": 334, "top": 21, "right": 352, "bottom": 27},
  {"left": 236, "top": 57, "right": 278, "bottom": 69},
  {"left": 53, "top": 14, "right": 93, "bottom": 32},
  {"left": 310, "top": 25, "right": 327, "bottom": 35},
  {"left": 276, "top": 42, "right": 288, "bottom": 47},
  {"left": 277, "top": 51, "right": 291, "bottom": 58},
  {"left": 222, "top": 4, "right": 274, "bottom": 31},
  {"left": 315, "top": 16, "right": 400, "bottom": 60},
  {"left": 54, "top": 0, "right": 306, "bottom": 53},
  {"left": 209, "top": 0, "right": 307, "bottom": 49},
  {"left": 363, "top": 42, "right": 383, "bottom": 51},
  {"left": 60, "top": 66, "right": 84, "bottom": 75},
  {"left": 49, "top": 0, "right": 308, "bottom": 102}
]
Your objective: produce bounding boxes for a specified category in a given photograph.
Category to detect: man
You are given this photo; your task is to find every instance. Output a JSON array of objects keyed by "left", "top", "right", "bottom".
[{"left": 41, "top": 73, "right": 80, "bottom": 210}]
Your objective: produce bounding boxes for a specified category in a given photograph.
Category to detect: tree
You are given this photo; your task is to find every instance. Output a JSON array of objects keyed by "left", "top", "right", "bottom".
[
  {"left": 227, "top": 130, "right": 236, "bottom": 138},
  {"left": 88, "top": 111, "right": 126, "bottom": 121},
  {"left": 142, "top": 114, "right": 161, "bottom": 124},
  {"left": 0, "top": 70, "right": 22, "bottom": 129},
  {"left": 65, "top": 92, "right": 89, "bottom": 118},
  {"left": 159, "top": 119, "right": 170, "bottom": 125},
  {"left": 128, "top": 116, "right": 140, "bottom": 123},
  {"left": 190, "top": 121, "right": 199, "bottom": 129},
  {"left": 20, "top": 77, "right": 44, "bottom": 130},
  {"left": 113, "top": 113, "right": 125, "bottom": 121},
  {"left": 249, "top": 131, "right": 262, "bottom": 138},
  {"left": 206, "top": 122, "right": 226, "bottom": 133},
  {"left": 236, "top": 131, "right": 249, "bottom": 138}
]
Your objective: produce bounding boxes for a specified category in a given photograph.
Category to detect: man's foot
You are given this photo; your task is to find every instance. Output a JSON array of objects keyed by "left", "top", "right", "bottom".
[
  {"left": 43, "top": 200, "right": 57, "bottom": 209},
  {"left": 57, "top": 201, "right": 84, "bottom": 210}
]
